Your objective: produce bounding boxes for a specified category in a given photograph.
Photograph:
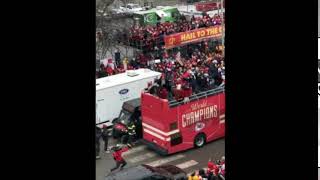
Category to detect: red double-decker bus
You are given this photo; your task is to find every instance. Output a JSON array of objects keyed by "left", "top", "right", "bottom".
[{"left": 140, "top": 87, "right": 225, "bottom": 155}]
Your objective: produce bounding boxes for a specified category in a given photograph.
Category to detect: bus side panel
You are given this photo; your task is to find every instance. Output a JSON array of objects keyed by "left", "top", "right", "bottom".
[{"left": 167, "top": 93, "right": 223, "bottom": 154}]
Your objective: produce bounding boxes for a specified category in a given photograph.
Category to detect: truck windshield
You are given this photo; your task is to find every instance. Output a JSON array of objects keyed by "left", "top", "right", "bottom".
[{"left": 118, "top": 110, "right": 132, "bottom": 125}]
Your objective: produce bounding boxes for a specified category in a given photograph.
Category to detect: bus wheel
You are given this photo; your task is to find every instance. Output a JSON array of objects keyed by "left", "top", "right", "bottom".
[{"left": 194, "top": 133, "right": 206, "bottom": 148}]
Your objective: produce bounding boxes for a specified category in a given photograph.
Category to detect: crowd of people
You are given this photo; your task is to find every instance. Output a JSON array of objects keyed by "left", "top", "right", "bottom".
[
  {"left": 128, "top": 13, "right": 224, "bottom": 51},
  {"left": 146, "top": 43, "right": 225, "bottom": 101},
  {"left": 188, "top": 156, "right": 225, "bottom": 180},
  {"left": 97, "top": 41, "right": 225, "bottom": 102}
]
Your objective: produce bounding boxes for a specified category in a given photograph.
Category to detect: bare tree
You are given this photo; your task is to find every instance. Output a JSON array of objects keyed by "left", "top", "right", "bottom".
[{"left": 96, "top": 0, "right": 137, "bottom": 71}]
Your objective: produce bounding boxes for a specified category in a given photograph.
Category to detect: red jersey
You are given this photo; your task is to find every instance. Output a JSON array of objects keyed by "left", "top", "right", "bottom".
[
  {"left": 207, "top": 161, "right": 215, "bottom": 174},
  {"left": 105, "top": 67, "right": 113, "bottom": 75},
  {"left": 182, "top": 71, "right": 190, "bottom": 79},
  {"left": 213, "top": 163, "right": 219, "bottom": 175},
  {"left": 112, "top": 147, "right": 129, "bottom": 162}
]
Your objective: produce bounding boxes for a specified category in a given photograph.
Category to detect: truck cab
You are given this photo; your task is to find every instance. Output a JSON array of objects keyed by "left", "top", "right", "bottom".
[{"left": 112, "top": 98, "right": 142, "bottom": 142}]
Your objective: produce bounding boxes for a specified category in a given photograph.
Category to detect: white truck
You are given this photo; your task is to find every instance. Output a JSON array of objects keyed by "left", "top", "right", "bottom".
[
  {"left": 96, "top": 69, "right": 161, "bottom": 128},
  {"left": 112, "top": 3, "right": 144, "bottom": 14}
]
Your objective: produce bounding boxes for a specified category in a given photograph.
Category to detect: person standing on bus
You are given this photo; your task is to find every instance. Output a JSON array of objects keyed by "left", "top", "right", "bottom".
[
  {"left": 127, "top": 121, "right": 136, "bottom": 147},
  {"left": 115, "top": 50, "right": 121, "bottom": 67},
  {"left": 165, "top": 67, "right": 174, "bottom": 99}
]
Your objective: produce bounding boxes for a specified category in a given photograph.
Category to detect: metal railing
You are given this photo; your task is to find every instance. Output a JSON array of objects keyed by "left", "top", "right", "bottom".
[{"left": 169, "top": 86, "right": 225, "bottom": 107}]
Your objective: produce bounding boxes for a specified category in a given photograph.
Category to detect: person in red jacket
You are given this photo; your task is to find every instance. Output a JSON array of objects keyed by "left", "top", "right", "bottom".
[
  {"left": 110, "top": 144, "right": 132, "bottom": 172},
  {"left": 207, "top": 158, "right": 215, "bottom": 175},
  {"left": 213, "top": 160, "right": 220, "bottom": 176},
  {"left": 105, "top": 66, "right": 114, "bottom": 76}
]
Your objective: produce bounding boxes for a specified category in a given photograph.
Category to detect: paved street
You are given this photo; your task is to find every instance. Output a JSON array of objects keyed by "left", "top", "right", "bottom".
[{"left": 96, "top": 136, "right": 225, "bottom": 180}]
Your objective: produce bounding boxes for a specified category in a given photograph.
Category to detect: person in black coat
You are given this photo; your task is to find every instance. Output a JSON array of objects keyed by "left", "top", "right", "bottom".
[
  {"left": 96, "top": 126, "right": 102, "bottom": 159},
  {"left": 101, "top": 125, "right": 110, "bottom": 153},
  {"left": 191, "top": 73, "right": 199, "bottom": 94},
  {"left": 115, "top": 50, "right": 121, "bottom": 67},
  {"left": 165, "top": 69, "right": 174, "bottom": 99}
]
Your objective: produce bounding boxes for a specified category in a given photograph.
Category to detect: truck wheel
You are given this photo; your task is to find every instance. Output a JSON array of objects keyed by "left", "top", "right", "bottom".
[{"left": 194, "top": 133, "right": 206, "bottom": 148}]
